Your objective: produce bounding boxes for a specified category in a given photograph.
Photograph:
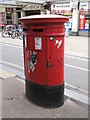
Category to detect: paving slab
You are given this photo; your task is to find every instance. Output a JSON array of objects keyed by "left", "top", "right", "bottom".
[
  {"left": 64, "top": 36, "right": 88, "bottom": 58},
  {"left": 0, "top": 32, "right": 22, "bottom": 47},
  {"left": 0, "top": 69, "right": 15, "bottom": 79},
  {"left": 2, "top": 76, "right": 88, "bottom": 118}
]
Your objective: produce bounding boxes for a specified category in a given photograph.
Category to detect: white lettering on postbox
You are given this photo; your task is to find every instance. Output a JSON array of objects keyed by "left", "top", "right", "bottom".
[{"left": 55, "top": 40, "right": 62, "bottom": 48}]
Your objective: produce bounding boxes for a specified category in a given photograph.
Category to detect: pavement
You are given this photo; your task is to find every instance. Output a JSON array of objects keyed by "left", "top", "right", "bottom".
[
  {"left": 0, "top": 32, "right": 89, "bottom": 118},
  {"left": 1, "top": 74, "right": 88, "bottom": 118}
]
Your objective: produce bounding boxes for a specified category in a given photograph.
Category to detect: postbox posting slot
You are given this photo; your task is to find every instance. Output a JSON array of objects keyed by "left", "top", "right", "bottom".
[
  {"left": 23, "top": 28, "right": 27, "bottom": 32},
  {"left": 33, "top": 29, "right": 43, "bottom": 32}
]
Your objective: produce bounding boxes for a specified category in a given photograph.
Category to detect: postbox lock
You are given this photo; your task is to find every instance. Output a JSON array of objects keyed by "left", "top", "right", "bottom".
[
  {"left": 46, "top": 60, "right": 53, "bottom": 68},
  {"left": 27, "top": 51, "right": 37, "bottom": 72}
]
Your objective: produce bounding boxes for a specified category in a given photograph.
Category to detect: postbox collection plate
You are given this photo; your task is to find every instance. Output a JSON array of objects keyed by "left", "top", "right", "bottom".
[{"left": 35, "top": 37, "right": 42, "bottom": 50}]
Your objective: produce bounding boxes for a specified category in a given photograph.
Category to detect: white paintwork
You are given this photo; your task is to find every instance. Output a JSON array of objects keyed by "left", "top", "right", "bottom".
[
  {"left": 65, "top": 88, "right": 89, "bottom": 105},
  {"left": 20, "top": 14, "right": 68, "bottom": 20}
]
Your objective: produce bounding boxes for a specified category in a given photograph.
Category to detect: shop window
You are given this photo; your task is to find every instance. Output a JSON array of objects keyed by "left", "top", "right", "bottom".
[
  {"left": 0, "top": 12, "right": 4, "bottom": 27},
  {"left": 6, "top": 12, "right": 12, "bottom": 19},
  {"left": 6, "top": 12, "right": 12, "bottom": 25},
  {"left": 84, "top": 15, "right": 90, "bottom": 31},
  {"left": 17, "top": 12, "right": 21, "bottom": 18}
]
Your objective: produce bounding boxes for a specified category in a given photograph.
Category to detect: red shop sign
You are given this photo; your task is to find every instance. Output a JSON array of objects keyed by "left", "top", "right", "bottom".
[{"left": 79, "top": 14, "right": 85, "bottom": 30}]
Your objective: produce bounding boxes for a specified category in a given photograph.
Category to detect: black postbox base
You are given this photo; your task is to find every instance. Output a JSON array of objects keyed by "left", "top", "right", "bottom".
[{"left": 25, "top": 79, "right": 64, "bottom": 108}]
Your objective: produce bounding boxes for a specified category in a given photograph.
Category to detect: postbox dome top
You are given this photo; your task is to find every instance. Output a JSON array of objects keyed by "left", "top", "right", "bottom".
[
  {"left": 19, "top": 14, "right": 68, "bottom": 19},
  {"left": 19, "top": 14, "right": 69, "bottom": 25}
]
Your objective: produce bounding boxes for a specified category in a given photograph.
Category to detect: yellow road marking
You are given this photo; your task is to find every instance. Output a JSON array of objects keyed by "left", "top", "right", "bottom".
[{"left": 0, "top": 69, "right": 15, "bottom": 79}]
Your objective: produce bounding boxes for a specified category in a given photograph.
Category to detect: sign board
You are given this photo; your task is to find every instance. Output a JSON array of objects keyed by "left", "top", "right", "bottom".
[
  {"left": 51, "top": 4, "right": 62, "bottom": 11},
  {"left": 79, "top": 14, "right": 85, "bottom": 30},
  {"left": 70, "top": 1, "right": 76, "bottom": 9},
  {"left": 62, "top": 3, "right": 71, "bottom": 11},
  {"left": 80, "top": 2, "right": 88, "bottom": 12},
  {"left": 24, "top": 5, "right": 41, "bottom": 10},
  {"left": 51, "top": 3, "right": 72, "bottom": 13}
]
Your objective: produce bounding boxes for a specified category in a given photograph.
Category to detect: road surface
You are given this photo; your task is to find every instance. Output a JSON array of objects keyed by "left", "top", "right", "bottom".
[{"left": 0, "top": 42, "right": 88, "bottom": 92}]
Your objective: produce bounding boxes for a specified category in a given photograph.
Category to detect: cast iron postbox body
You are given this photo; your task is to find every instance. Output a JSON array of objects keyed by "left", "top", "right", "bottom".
[{"left": 19, "top": 15, "right": 68, "bottom": 107}]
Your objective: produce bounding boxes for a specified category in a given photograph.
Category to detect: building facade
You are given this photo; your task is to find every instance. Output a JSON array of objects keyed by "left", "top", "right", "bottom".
[
  {"left": 0, "top": 1, "right": 42, "bottom": 27},
  {"left": 79, "top": 2, "right": 90, "bottom": 34},
  {"left": 51, "top": 1, "right": 90, "bottom": 36},
  {"left": 0, "top": 5, "right": 5, "bottom": 27},
  {"left": 0, "top": 0, "right": 90, "bottom": 36},
  {"left": 0, "top": 2, "right": 21, "bottom": 26}
]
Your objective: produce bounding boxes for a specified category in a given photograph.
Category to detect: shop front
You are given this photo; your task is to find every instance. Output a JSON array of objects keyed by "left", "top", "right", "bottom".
[
  {"left": 6, "top": 8, "right": 13, "bottom": 25},
  {"left": 79, "top": 2, "right": 90, "bottom": 36},
  {"left": 51, "top": 2, "right": 72, "bottom": 31},
  {"left": 23, "top": 4, "right": 41, "bottom": 16},
  {"left": 51, "top": 1, "right": 90, "bottom": 36},
  {"left": 0, "top": 6, "right": 5, "bottom": 28}
]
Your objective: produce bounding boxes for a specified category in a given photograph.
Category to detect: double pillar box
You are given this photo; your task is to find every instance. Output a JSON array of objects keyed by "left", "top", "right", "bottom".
[{"left": 19, "top": 15, "right": 68, "bottom": 108}]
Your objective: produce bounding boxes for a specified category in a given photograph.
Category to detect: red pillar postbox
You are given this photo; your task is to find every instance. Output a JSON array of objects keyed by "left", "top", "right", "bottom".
[{"left": 19, "top": 15, "right": 68, "bottom": 107}]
